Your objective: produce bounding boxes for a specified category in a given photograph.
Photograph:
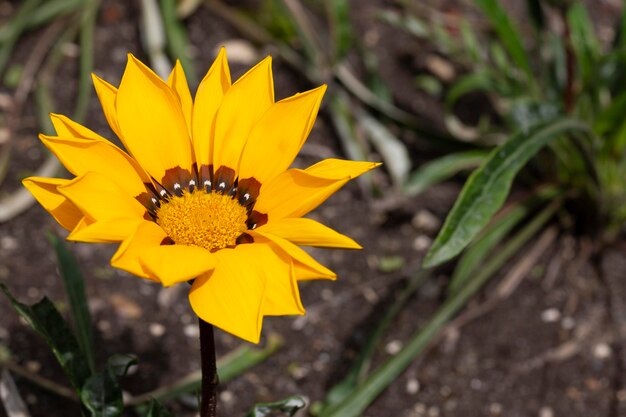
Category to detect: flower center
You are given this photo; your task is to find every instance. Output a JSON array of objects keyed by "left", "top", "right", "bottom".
[{"left": 156, "top": 190, "right": 249, "bottom": 251}]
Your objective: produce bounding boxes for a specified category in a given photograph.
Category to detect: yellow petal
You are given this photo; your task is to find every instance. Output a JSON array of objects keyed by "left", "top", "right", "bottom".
[
  {"left": 67, "top": 217, "right": 145, "bottom": 243},
  {"left": 189, "top": 244, "right": 267, "bottom": 343},
  {"left": 305, "top": 158, "right": 381, "bottom": 179},
  {"left": 39, "top": 134, "right": 149, "bottom": 198},
  {"left": 50, "top": 113, "right": 108, "bottom": 141},
  {"left": 167, "top": 60, "right": 193, "bottom": 135},
  {"left": 212, "top": 56, "right": 274, "bottom": 172},
  {"left": 22, "top": 177, "right": 82, "bottom": 231},
  {"left": 255, "top": 159, "right": 379, "bottom": 221},
  {"left": 140, "top": 245, "right": 215, "bottom": 287},
  {"left": 257, "top": 217, "right": 361, "bottom": 249},
  {"left": 192, "top": 48, "right": 231, "bottom": 167},
  {"left": 262, "top": 255, "right": 305, "bottom": 317},
  {"left": 251, "top": 231, "right": 336, "bottom": 281},
  {"left": 238, "top": 85, "right": 326, "bottom": 184},
  {"left": 91, "top": 74, "right": 122, "bottom": 138},
  {"left": 116, "top": 54, "right": 193, "bottom": 183},
  {"left": 111, "top": 221, "right": 167, "bottom": 281},
  {"left": 58, "top": 171, "right": 146, "bottom": 222}
]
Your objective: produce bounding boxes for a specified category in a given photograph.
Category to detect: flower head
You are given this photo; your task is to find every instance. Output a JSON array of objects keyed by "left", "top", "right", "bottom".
[{"left": 23, "top": 50, "right": 378, "bottom": 343}]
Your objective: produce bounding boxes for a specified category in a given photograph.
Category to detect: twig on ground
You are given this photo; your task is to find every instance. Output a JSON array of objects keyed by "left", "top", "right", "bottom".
[{"left": 0, "top": 360, "right": 77, "bottom": 401}]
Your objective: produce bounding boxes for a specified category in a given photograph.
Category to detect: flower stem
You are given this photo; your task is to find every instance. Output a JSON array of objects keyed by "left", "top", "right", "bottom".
[{"left": 199, "top": 318, "right": 218, "bottom": 417}]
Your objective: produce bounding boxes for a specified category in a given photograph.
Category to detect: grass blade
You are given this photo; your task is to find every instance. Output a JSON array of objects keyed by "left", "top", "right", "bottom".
[
  {"left": 405, "top": 150, "right": 488, "bottom": 196},
  {"left": 1, "top": 370, "right": 32, "bottom": 417},
  {"left": 48, "top": 234, "right": 95, "bottom": 373},
  {"left": 423, "top": 118, "right": 590, "bottom": 268},
  {"left": 322, "top": 201, "right": 560, "bottom": 417},
  {"left": 473, "top": 0, "right": 531, "bottom": 79},
  {"left": 159, "top": 0, "right": 197, "bottom": 85},
  {"left": 317, "top": 271, "right": 430, "bottom": 413},
  {"left": 127, "top": 334, "right": 282, "bottom": 406}
]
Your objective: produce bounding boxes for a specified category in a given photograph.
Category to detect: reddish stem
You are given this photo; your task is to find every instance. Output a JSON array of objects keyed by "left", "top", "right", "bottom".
[{"left": 199, "top": 318, "right": 218, "bottom": 417}]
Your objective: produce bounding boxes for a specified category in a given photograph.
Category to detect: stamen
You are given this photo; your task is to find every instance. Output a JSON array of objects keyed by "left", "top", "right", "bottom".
[
  {"left": 243, "top": 193, "right": 250, "bottom": 201},
  {"left": 151, "top": 197, "right": 158, "bottom": 205},
  {"left": 156, "top": 190, "right": 249, "bottom": 252},
  {"left": 159, "top": 189, "right": 167, "bottom": 197},
  {"left": 189, "top": 180, "right": 196, "bottom": 186},
  {"left": 174, "top": 183, "right": 181, "bottom": 190}
]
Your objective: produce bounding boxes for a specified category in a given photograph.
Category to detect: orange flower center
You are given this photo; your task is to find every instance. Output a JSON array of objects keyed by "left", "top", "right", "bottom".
[{"left": 156, "top": 190, "right": 248, "bottom": 251}]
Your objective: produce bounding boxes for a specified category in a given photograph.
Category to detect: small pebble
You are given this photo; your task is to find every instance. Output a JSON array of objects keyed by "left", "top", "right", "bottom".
[
  {"left": 184, "top": 324, "right": 199, "bottom": 338},
  {"left": 220, "top": 390, "right": 234, "bottom": 403},
  {"left": 406, "top": 378, "right": 420, "bottom": 394},
  {"left": 412, "top": 210, "right": 441, "bottom": 233},
  {"left": 541, "top": 308, "right": 561, "bottom": 323},
  {"left": 413, "top": 235, "right": 432, "bottom": 252},
  {"left": 385, "top": 340, "right": 403, "bottom": 355},
  {"left": 489, "top": 403, "right": 503, "bottom": 415},
  {"left": 592, "top": 343, "right": 612, "bottom": 360},
  {"left": 561, "top": 316, "right": 576, "bottom": 330},
  {"left": 539, "top": 406, "right": 554, "bottom": 417},
  {"left": 149, "top": 323, "right": 166, "bottom": 338}
]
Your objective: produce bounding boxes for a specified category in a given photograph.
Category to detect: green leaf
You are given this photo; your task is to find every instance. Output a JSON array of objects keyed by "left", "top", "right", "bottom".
[
  {"left": 405, "top": 150, "right": 488, "bottom": 196},
  {"left": 48, "top": 233, "right": 95, "bottom": 373},
  {"left": 80, "top": 355, "right": 132, "bottom": 417},
  {"left": 245, "top": 396, "right": 306, "bottom": 417},
  {"left": 474, "top": 0, "right": 532, "bottom": 78},
  {"left": 80, "top": 368, "right": 123, "bottom": 417},
  {"left": 322, "top": 202, "right": 560, "bottom": 417},
  {"left": 144, "top": 399, "right": 173, "bottom": 417},
  {"left": 0, "top": 284, "right": 91, "bottom": 390},
  {"left": 423, "top": 118, "right": 590, "bottom": 268},
  {"left": 448, "top": 201, "right": 529, "bottom": 295}
]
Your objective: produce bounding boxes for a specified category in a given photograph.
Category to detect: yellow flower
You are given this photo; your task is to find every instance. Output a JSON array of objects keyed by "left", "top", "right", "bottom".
[{"left": 22, "top": 50, "right": 378, "bottom": 343}]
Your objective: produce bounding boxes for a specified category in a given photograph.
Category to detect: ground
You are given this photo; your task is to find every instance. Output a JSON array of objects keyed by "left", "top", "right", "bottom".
[{"left": 0, "top": 0, "right": 625, "bottom": 416}]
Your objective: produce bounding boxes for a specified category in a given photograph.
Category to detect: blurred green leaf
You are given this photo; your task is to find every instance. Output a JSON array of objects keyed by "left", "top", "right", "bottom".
[
  {"left": 424, "top": 118, "right": 590, "bottom": 268},
  {"left": 567, "top": 2, "right": 600, "bottom": 83},
  {"left": 144, "top": 399, "right": 173, "bottom": 417},
  {"left": 28, "top": 0, "right": 85, "bottom": 32},
  {"left": 245, "top": 396, "right": 306, "bottom": 417},
  {"left": 326, "top": 0, "right": 352, "bottom": 61},
  {"left": 0, "top": 0, "right": 41, "bottom": 75},
  {"left": 0, "top": 284, "right": 91, "bottom": 391},
  {"left": 405, "top": 150, "right": 488, "bottom": 196},
  {"left": 107, "top": 354, "right": 137, "bottom": 378},
  {"left": 358, "top": 112, "right": 410, "bottom": 187},
  {"left": 322, "top": 202, "right": 559, "bottom": 417},
  {"left": 474, "top": 0, "right": 532, "bottom": 78},
  {"left": 526, "top": 0, "right": 545, "bottom": 30},
  {"left": 48, "top": 233, "right": 95, "bottom": 373},
  {"left": 446, "top": 71, "right": 497, "bottom": 107}
]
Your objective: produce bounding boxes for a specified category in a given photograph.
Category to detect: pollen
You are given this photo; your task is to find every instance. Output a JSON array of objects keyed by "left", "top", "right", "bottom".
[{"left": 156, "top": 190, "right": 249, "bottom": 252}]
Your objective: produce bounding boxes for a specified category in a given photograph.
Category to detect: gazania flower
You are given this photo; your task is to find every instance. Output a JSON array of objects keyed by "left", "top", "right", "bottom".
[{"left": 23, "top": 50, "right": 378, "bottom": 343}]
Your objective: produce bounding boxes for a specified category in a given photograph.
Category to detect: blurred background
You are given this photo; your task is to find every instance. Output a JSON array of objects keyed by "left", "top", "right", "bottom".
[{"left": 1, "top": 0, "right": 626, "bottom": 416}]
